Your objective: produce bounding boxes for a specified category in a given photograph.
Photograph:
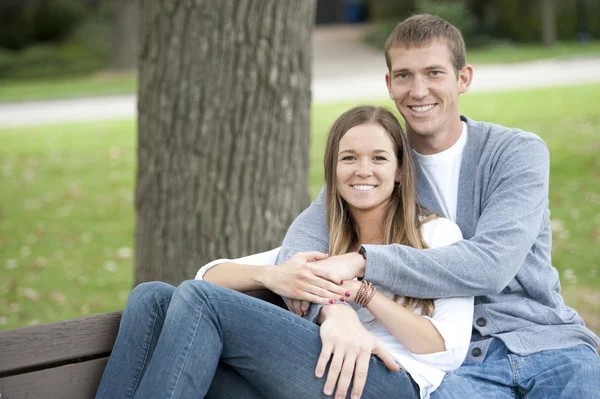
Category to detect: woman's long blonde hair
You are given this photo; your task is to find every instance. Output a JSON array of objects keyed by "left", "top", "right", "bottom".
[{"left": 324, "top": 106, "right": 435, "bottom": 316}]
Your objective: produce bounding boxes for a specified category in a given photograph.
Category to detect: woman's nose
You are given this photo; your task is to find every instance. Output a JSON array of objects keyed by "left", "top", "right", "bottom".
[{"left": 355, "top": 161, "right": 373, "bottom": 177}]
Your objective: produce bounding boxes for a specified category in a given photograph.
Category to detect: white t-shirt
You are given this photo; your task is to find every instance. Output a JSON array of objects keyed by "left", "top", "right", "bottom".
[
  {"left": 412, "top": 122, "right": 468, "bottom": 221},
  {"left": 196, "top": 218, "right": 473, "bottom": 399}
]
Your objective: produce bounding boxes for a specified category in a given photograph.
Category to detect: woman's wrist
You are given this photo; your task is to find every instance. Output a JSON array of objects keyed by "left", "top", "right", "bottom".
[
  {"left": 253, "top": 265, "right": 272, "bottom": 290},
  {"left": 318, "top": 303, "right": 356, "bottom": 324}
]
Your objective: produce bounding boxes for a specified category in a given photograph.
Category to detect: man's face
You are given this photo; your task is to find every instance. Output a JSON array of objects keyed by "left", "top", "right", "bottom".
[{"left": 385, "top": 40, "right": 471, "bottom": 152}]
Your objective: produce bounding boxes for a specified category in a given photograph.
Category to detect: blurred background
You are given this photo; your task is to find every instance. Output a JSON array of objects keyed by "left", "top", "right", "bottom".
[{"left": 0, "top": 0, "right": 598, "bottom": 335}]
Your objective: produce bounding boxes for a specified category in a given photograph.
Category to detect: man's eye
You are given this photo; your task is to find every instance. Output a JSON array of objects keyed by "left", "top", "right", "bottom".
[
  {"left": 396, "top": 73, "right": 409, "bottom": 79},
  {"left": 430, "top": 71, "right": 441, "bottom": 76}
]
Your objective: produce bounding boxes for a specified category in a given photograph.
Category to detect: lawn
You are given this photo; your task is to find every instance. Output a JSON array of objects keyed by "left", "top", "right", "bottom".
[
  {"left": 1, "top": 84, "right": 599, "bottom": 333},
  {"left": 1, "top": 40, "right": 598, "bottom": 104}
]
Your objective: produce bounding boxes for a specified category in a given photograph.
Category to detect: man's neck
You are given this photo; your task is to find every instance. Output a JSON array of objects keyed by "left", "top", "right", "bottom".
[{"left": 409, "top": 117, "right": 463, "bottom": 155}]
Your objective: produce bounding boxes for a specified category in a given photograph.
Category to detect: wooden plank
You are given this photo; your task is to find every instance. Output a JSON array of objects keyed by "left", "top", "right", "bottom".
[
  {"left": 0, "top": 357, "right": 108, "bottom": 399},
  {"left": 0, "top": 311, "right": 122, "bottom": 377}
]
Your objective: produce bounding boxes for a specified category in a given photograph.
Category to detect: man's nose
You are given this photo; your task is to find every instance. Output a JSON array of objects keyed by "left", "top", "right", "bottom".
[{"left": 410, "top": 76, "right": 428, "bottom": 99}]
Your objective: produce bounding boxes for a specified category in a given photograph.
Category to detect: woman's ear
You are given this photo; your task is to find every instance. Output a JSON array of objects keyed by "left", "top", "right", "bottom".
[{"left": 395, "top": 169, "right": 402, "bottom": 183}]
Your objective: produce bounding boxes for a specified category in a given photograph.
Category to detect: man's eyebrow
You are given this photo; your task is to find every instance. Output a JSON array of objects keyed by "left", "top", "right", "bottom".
[
  {"left": 391, "top": 65, "right": 448, "bottom": 73},
  {"left": 425, "top": 65, "right": 448, "bottom": 70}
]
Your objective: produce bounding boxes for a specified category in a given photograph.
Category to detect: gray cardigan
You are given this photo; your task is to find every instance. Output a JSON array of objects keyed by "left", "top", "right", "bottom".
[{"left": 277, "top": 115, "right": 599, "bottom": 361}]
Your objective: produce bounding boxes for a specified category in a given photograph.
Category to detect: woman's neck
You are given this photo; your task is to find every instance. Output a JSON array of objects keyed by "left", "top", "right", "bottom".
[{"left": 352, "top": 206, "right": 386, "bottom": 245}]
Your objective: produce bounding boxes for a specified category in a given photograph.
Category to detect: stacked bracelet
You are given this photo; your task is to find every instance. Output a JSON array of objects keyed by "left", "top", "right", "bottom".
[{"left": 355, "top": 280, "right": 376, "bottom": 308}]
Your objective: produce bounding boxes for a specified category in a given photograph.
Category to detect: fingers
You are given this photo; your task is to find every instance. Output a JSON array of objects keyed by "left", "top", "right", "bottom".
[
  {"left": 334, "top": 351, "right": 357, "bottom": 399},
  {"left": 373, "top": 341, "right": 400, "bottom": 372},
  {"left": 323, "top": 350, "right": 344, "bottom": 397},
  {"left": 310, "top": 264, "right": 342, "bottom": 285},
  {"left": 307, "top": 273, "right": 347, "bottom": 298},
  {"left": 315, "top": 341, "right": 333, "bottom": 379},
  {"left": 351, "top": 350, "right": 370, "bottom": 399},
  {"left": 301, "top": 300, "right": 311, "bottom": 313},
  {"left": 287, "top": 299, "right": 304, "bottom": 316},
  {"left": 301, "top": 251, "right": 329, "bottom": 262}
]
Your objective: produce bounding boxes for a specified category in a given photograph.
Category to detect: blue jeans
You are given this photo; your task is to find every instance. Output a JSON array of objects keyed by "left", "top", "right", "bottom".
[
  {"left": 431, "top": 338, "right": 600, "bottom": 399},
  {"left": 96, "top": 280, "right": 418, "bottom": 399}
]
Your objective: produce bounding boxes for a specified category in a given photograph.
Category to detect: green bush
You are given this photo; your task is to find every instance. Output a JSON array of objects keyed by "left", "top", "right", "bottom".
[
  {"left": 415, "top": 0, "right": 477, "bottom": 43},
  {"left": 0, "top": 1, "right": 36, "bottom": 50},
  {"left": 490, "top": 0, "right": 600, "bottom": 42},
  {"left": 365, "top": 0, "right": 483, "bottom": 49},
  {"left": 32, "top": 0, "right": 88, "bottom": 43},
  {"left": 0, "top": 19, "right": 110, "bottom": 80}
]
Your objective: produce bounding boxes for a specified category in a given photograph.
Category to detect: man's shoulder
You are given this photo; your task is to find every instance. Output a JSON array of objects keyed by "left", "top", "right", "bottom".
[{"left": 463, "top": 115, "right": 548, "bottom": 152}]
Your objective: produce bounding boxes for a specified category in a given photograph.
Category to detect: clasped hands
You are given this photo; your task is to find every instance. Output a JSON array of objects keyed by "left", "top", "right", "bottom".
[{"left": 258, "top": 251, "right": 400, "bottom": 399}]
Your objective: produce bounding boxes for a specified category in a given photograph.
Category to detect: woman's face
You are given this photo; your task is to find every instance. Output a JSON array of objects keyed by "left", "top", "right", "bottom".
[{"left": 335, "top": 123, "right": 401, "bottom": 215}]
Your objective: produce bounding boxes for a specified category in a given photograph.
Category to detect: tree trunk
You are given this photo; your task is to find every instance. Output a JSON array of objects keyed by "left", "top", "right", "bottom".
[
  {"left": 135, "top": 0, "right": 314, "bottom": 285},
  {"left": 540, "top": 0, "right": 556, "bottom": 48},
  {"left": 111, "top": 0, "right": 139, "bottom": 70}
]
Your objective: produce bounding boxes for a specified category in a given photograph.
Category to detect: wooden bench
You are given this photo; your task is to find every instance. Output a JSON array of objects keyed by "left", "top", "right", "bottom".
[{"left": 0, "top": 289, "right": 284, "bottom": 399}]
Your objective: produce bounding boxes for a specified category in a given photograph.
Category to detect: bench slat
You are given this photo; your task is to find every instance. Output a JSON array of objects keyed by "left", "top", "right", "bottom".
[
  {"left": 0, "top": 357, "right": 108, "bottom": 398},
  {"left": 0, "top": 311, "right": 122, "bottom": 377}
]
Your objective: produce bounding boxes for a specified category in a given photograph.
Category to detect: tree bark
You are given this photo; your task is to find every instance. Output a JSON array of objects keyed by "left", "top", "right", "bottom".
[
  {"left": 135, "top": 0, "right": 314, "bottom": 285},
  {"left": 111, "top": 0, "right": 139, "bottom": 70},
  {"left": 540, "top": 0, "right": 556, "bottom": 48}
]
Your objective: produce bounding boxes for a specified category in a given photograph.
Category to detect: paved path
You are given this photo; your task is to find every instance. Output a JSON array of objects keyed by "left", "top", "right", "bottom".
[{"left": 1, "top": 25, "right": 599, "bottom": 128}]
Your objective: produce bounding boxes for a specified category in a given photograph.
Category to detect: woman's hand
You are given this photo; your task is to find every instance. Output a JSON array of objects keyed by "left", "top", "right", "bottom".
[
  {"left": 316, "top": 305, "right": 399, "bottom": 399},
  {"left": 258, "top": 252, "right": 348, "bottom": 307}
]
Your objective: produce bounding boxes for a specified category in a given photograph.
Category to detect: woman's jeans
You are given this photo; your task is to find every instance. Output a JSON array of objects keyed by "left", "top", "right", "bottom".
[{"left": 95, "top": 280, "right": 418, "bottom": 399}]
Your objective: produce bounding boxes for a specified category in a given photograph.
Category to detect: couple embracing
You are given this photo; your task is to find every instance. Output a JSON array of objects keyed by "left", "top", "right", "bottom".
[{"left": 97, "top": 14, "right": 600, "bottom": 399}]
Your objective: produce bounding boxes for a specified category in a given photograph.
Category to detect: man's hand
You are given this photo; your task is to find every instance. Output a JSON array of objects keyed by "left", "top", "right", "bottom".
[
  {"left": 310, "top": 252, "right": 366, "bottom": 284},
  {"left": 258, "top": 252, "right": 347, "bottom": 308},
  {"left": 316, "top": 305, "right": 399, "bottom": 399}
]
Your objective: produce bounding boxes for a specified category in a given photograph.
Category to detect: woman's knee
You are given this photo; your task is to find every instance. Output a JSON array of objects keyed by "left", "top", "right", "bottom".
[{"left": 127, "top": 281, "right": 175, "bottom": 310}]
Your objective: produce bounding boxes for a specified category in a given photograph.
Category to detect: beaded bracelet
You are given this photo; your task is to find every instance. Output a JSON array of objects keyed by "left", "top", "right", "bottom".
[
  {"left": 356, "top": 280, "right": 376, "bottom": 308},
  {"left": 355, "top": 281, "right": 371, "bottom": 305}
]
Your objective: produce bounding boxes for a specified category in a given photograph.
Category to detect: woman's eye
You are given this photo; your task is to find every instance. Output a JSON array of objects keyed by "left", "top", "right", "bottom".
[
  {"left": 341, "top": 156, "right": 356, "bottom": 161},
  {"left": 373, "top": 156, "right": 387, "bottom": 161}
]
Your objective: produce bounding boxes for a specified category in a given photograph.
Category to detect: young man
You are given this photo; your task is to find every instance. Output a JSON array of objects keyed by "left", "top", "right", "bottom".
[{"left": 276, "top": 14, "right": 600, "bottom": 398}]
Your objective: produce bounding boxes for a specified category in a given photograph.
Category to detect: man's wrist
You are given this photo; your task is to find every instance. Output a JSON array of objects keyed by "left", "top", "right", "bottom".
[{"left": 351, "top": 251, "right": 366, "bottom": 278}]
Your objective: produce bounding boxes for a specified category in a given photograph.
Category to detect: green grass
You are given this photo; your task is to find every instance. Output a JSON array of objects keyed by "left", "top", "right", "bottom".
[
  {"left": 0, "top": 71, "right": 136, "bottom": 103},
  {"left": 467, "top": 40, "right": 600, "bottom": 65},
  {"left": 1, "top": 84, "right": 599, "bottom": 333}
]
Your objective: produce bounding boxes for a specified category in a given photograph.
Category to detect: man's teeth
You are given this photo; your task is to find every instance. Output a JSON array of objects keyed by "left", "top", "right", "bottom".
[
  {"left": 411, "top": 104, "right": 435, "bottom": 113},
  {"left": 353, "top": 185, "right": 376, "bottom": 191}
]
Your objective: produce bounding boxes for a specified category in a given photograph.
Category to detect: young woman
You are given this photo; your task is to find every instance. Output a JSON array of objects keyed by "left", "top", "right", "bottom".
[{"left": 96, "top": 106, "right": 473, "bottom": 399}]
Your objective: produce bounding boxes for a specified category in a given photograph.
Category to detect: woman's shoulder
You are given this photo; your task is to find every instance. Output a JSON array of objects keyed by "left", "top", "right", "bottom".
[{"left": 419, "top": 217, "right": 463, "bottom": 248}]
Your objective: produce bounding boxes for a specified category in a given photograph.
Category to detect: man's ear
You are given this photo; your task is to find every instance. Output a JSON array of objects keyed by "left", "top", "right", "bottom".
[{"left": 458, "top": 65, "right": 473, "bottom": 94}]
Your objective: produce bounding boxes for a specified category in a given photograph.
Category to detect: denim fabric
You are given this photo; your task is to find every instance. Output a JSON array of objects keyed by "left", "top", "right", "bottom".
[
  {"left": 96, "top": 280, "right": 419, "bottom": 399},
  {"left": 431, "top": 338, "right": 600, "bottom": 399}
]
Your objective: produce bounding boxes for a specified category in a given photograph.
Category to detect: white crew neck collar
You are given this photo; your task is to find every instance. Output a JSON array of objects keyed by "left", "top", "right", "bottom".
[{"left": 413, "top": 122, "right": 468, "bottom": 165}]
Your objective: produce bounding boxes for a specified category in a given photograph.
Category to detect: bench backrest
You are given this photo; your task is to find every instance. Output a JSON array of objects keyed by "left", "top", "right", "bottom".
[{"left": 0, "top": 311, "right": 122, "bottom": 399}]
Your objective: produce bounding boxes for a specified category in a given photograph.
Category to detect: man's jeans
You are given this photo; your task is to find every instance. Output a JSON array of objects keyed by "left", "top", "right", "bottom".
[
  {"left": 95, "top": 280, "right": 418, "bottom": 399},
  {"left": 431, "top": 337, "right": 600, "bottom": 398}
]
